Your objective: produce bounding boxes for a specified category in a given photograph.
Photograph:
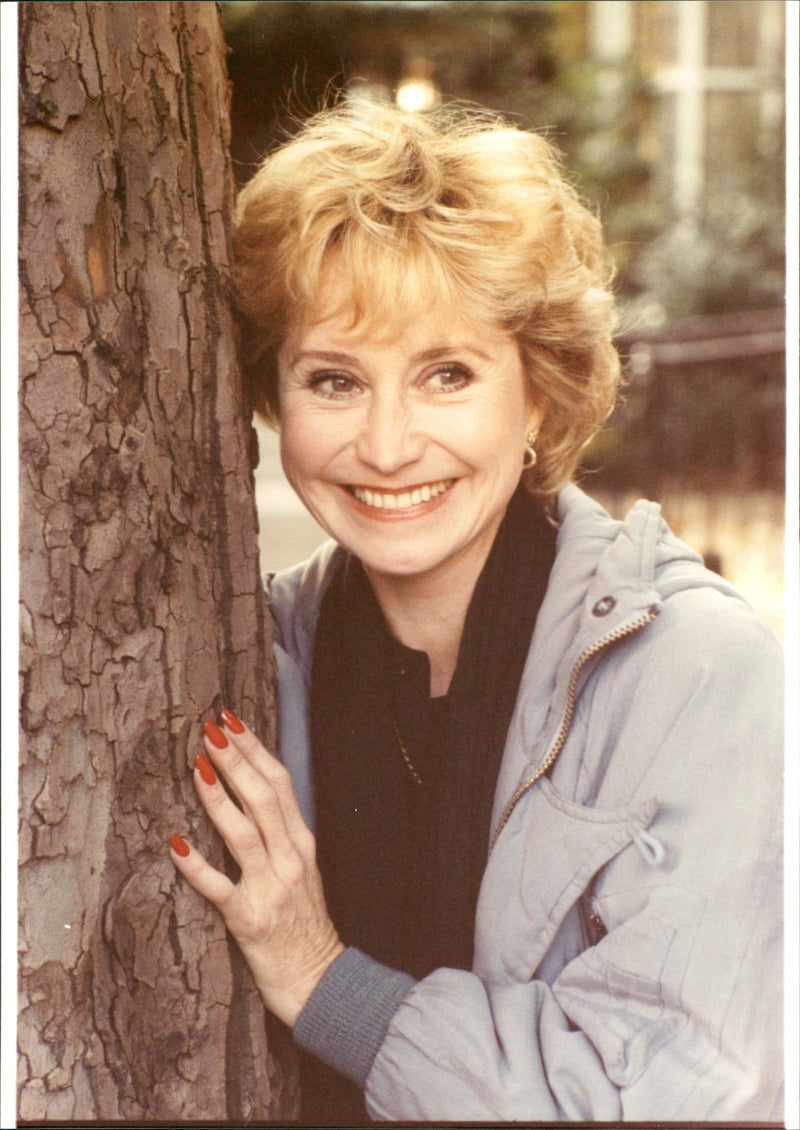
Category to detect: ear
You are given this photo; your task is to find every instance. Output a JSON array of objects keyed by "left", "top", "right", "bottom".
[{"left": 525, "top": 400, "right": 546, "bottom": 437}]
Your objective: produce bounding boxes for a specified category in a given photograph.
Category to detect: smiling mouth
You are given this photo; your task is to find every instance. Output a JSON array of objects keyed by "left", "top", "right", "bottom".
[{"left": 347, "top": 479, "right": 454, "bottom": 510}]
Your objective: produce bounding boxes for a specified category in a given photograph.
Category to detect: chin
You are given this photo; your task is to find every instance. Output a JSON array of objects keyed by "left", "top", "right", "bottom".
[
  {"left": 353, "top": 548, "right": 434, "bottom": 577},
  {"left": 356, "top": 538, "right": 462, "bottom": 582}
]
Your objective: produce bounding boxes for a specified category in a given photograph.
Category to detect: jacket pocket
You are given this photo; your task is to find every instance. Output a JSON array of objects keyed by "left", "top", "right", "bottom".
[
  {"left": 553, "top": 887, "right": 708, "bottom": 1089},
  {"left": 474, "top": 778, "right": 658, "bottom": 983}
]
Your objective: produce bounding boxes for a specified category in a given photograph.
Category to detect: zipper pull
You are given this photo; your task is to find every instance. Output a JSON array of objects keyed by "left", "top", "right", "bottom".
[{"left": 634, "top": 826, "right": 666, "bottom": 865}]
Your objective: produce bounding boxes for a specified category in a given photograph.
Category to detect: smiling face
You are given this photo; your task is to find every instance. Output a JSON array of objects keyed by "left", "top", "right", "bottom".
[{"left": 277, "top": 268, "right": 543, "bottom": 595}]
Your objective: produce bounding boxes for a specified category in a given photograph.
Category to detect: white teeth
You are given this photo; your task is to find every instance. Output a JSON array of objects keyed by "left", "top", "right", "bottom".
[{"left": 353, "top": 480, "right": 452, "bottom": 509}]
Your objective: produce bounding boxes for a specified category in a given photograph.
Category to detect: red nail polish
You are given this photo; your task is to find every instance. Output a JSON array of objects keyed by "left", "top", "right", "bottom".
[
  {"left": 195, "top": 751, "right": 217, "bottom": 785},
  {"left": 169, "top": 834, "right": 190, "bottom": 857},
  {"left": 220, "top": 707, "right": 245, "bottom": 735},
  {"left": 204, "top": 719, "right": 228, "bottom": 749}
]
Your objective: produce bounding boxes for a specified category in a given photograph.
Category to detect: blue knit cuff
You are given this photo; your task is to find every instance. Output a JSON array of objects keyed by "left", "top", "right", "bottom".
[{"left": 293, "top": 946, "right": 417, "bottom": 1087}]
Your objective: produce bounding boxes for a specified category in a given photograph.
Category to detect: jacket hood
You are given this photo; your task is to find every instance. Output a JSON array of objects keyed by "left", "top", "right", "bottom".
[{"left": 488, "top": 484, "right": 754, "bottom": 828}]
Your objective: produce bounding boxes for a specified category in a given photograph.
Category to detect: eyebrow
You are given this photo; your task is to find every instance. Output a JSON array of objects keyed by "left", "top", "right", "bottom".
[
  {"left": 289, "top": 344, "right": 494, "bottom": 367},
  {"left": 289, "top": 350, "right": 359, "bottom": 367}
]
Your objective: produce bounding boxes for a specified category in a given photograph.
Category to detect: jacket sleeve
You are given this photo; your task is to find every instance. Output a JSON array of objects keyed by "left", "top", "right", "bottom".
[{"left": 298, "top": 590, "right": 784, "bottom": 1121}]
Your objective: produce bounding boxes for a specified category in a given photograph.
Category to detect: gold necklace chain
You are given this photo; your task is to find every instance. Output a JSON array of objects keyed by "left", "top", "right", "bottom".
[{"left": 394, "top": 727, "right": 424, "bottom": 787}]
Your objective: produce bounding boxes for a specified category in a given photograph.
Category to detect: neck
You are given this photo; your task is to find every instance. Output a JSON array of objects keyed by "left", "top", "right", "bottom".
[{"left": 365, "top": 548, "right": 492, "bottom": 698}]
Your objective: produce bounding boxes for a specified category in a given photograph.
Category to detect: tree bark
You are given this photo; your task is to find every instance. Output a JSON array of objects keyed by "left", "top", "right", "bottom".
[{"left": 18, "top": 2, "right": 297, "bottom": 1121}]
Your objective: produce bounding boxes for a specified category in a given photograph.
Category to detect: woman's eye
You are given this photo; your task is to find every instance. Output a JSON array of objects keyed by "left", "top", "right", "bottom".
[
  {"left": 308, "top": 372, "right": 359, "bottom": 398},
  {"left": 427, "top": 364, "right": 472, "bottom": 393}
]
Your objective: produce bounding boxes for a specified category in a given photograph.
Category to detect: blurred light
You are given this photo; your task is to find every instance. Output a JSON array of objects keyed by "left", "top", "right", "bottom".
[
  {"left": 396, "top": 77, "right": 439, "bottom": 112},
  {"left": 628, "top": 342, "right": 653, "bottom": 378},
  {"left": 346, "top": 79, "right": 392, "bottom": 105},
  {"left": 395, "top": 56, "right": 439, "bottom": 112},
  {"left": 639, "top": 302, "right": 667, "bottom": 330}
]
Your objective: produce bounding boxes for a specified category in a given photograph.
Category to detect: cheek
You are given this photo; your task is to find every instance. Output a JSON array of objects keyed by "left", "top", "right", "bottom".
[
  {"left": 279, "top": 410, "right": 350, "bottom": 490},
  {"left": 454, "top": 394, "right": 528, "bottom": 463},
  {"left": 278, "top": 415, "right": 316, "bottom": 482}
]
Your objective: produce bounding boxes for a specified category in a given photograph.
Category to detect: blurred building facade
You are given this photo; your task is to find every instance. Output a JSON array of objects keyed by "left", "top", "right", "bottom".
[{"left": 586, "top": 1, "right": 785, "bottom": 214}]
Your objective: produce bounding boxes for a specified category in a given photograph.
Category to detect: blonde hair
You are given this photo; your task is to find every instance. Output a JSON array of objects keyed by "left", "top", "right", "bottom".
[{"left": 234, "top": 100, "right": 620, "bottom": 498}]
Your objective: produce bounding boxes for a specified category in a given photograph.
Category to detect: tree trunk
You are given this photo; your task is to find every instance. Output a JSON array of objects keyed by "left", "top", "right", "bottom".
[{"left": 18, "top": 2, "right": 297, "bottom": 1121}]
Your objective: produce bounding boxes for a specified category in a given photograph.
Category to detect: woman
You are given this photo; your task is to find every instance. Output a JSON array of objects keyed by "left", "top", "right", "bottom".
[{"left": 169, "top": 102, "right": 783, "bottom": 1123}]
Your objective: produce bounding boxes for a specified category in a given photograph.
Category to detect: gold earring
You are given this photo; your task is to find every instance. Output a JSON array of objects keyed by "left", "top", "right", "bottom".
[{"left": 522, "top": 430, "right": 538, "bottom": 470}]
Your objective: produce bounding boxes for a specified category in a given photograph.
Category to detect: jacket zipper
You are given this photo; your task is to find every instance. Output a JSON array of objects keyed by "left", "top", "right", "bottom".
[{"left": 489, "top": 605, "right": 660, "bottom": 851}]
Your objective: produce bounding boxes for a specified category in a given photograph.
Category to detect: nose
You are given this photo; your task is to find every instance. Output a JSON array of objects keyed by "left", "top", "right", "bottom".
[{"left": 354, "top": 389, "right": 425, "bottom": 476}]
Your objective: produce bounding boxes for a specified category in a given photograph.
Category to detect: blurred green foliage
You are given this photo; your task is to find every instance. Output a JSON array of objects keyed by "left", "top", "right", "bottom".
[{"left": 222, "top": 0, "right": 785, "bottom": 494}]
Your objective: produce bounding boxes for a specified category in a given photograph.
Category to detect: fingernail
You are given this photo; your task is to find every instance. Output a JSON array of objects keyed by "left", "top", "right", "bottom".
[
  {"left": 204, "top": 719, "right": 228, "bottom": 749},
  {"left": 195, "top": 751, "right": 217, "bottom": 785},
  {"left": 169, "top": 834, "right": 190, "bottom": 857},
  {"left": 220, "top": 707, "right": 245, "bottom": 735}
]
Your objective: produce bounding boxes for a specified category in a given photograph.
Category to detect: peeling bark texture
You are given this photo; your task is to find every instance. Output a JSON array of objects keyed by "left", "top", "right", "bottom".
[{"left": 18, "top": 3, "right": 297, "bottom": 1122}]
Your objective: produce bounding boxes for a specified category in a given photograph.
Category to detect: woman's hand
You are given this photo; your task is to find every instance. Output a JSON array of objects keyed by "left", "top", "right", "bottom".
[{"left": 168, "top": 708, "right": 344, "bottom": 1027}]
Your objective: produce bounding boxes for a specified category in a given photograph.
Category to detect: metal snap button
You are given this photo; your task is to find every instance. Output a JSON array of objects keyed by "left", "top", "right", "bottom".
[{"left": 592, "top": 595, "right": 616, "bottom": 616}]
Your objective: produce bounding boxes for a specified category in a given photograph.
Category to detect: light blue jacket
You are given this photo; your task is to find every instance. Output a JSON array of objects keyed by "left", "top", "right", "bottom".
[{"left": 267, "top": 485, "right": 783, "bottom": 1122}]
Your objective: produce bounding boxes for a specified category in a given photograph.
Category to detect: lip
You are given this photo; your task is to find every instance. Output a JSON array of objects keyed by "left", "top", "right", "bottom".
[{"left": 339, "top": 478, "right": 456, "bottom": 520}]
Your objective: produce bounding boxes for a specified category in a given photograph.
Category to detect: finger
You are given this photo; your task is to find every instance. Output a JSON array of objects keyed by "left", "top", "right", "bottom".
[
  {"left": 215, "top": 711, "right": 314, "bottom": 849},
  {"left": 200, "top": 728, "right": 310, "bottom": 880},
  {"left": 204, "top": 718, "right": 308, "bottom": 846},
  {"left": 220, "top": 708, "right": 277, "bottom": 780},
  {"left": 168, "top": 833, "right": 236, "bottom": 910},
  {"left": 193, "top": 752, "right": 277, "bottom": 877}
]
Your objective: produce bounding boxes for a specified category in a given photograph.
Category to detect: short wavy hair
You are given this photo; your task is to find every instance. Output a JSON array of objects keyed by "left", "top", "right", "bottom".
[{"left": 233, "top": 100, "right": 620, "bottom": 498}]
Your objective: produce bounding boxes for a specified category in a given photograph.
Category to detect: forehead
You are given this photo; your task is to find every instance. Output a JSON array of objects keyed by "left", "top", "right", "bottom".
[{"left": 289, "top": 252, "right": 492, "bottom": 349}]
